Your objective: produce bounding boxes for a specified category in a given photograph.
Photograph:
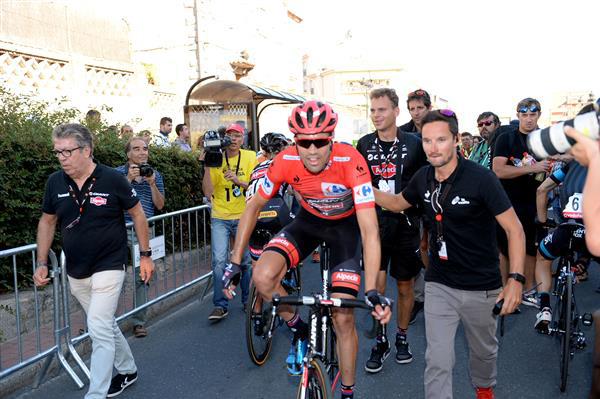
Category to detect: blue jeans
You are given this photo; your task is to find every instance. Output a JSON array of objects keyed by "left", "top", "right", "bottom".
[{"left": 211, "top": 218, "right": 251, "bottom": 310}]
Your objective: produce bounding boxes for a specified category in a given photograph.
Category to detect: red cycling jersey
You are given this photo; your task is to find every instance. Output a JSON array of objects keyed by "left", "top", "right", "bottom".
[{"left": 257, "top": 143, "right": 375, "bottom": 219}]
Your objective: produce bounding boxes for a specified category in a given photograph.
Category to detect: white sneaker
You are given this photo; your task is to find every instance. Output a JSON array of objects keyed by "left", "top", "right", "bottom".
[
  {"left": 535, "top": 307, "right": 552, "bottom": 332},
  {"left": 522, "top": 292, "right": 540, "bottom": 309}
]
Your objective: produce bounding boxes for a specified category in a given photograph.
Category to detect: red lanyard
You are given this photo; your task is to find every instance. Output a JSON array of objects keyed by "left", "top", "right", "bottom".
[{"left": 65, "top": 177, "right": 96, "bottom": 229}]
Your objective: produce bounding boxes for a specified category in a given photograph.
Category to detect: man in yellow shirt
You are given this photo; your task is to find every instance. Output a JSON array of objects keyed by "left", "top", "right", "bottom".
[{"left": 203, "top": 123, "right": 256, "bottom": 321}]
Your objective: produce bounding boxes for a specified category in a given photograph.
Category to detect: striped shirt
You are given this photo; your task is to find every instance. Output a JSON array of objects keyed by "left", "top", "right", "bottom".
[{"left": 115, "top": 164, "right": 165, "bottom": 223}]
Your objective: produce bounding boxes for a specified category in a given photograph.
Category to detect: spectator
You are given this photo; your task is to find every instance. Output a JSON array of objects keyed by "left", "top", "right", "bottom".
[
  {"left": 85, "top": 109, "right": 101, "bottom": 125},
  {"left": 470, "top": 112, "right": 501, "bottom": 169},
  {"left": 120, "top": 124, "right": 134, "bottom": 138},
  {"left": 492, "top": 98, "right": 552, "bottom": 303},
  {"left": 173, "top": 123, "right": 192, "bottom": 152},
  {"left": 115, "top": 137, "right": 165, "bottom": 338},
  {"left": 400, "top": 89, "right": 433, "bottom": 138},
  {"left": 203, "top": 123, "right": 256, "bottom": 321},
  {"left": 459, "top": 132, "right": 474, "bottom": 158},
  {"left": 33, "top": 123, "right": 154, "bottom": 398},
  {"left": 152, "top": 117, "right": 172, "bottom": 147},
  {"left": 356, "top": 88, "right": 428, "bottom": 373},
  {"left": 473, "top": 135, "right": 482, "bottom": 146},
  {"left": 375, "top": 110, "right": 525, "bottom": 399}
]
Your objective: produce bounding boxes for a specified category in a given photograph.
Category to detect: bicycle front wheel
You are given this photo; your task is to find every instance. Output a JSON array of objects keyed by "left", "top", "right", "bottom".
[
  {"left": 558, "top": 273, "right": 573, "bottom": 392},
  {"left": 296, "top": 358, "right": 332, "bottom": 399},
  {"left": 245, "top": 283, "right": 273, "bottom": 366}
]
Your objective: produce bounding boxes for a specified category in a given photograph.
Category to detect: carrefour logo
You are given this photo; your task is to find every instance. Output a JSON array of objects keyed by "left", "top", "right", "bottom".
[
  {"left": 261, "top": 176, "right": 274, "bottom": 196},
  {"left": 354, "top": 182, "right": 374, "bottom": 205},
  {"left": 321, "top": 182, "right": 348, "bottom": 197}
]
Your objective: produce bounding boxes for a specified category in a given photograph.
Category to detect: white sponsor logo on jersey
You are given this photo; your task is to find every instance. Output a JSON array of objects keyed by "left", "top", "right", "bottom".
[
  {"left": 283, "top": 155, "right": 300, "bottom": 160},
  {"left": 353, "top": 182, "right": 375, "bottom": 204},
  {"left": 261, "top": 175, "right": 274, "bottom": 196}
]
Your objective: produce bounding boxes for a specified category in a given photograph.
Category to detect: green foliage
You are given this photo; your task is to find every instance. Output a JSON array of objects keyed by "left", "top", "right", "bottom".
[{"left": 0, "top": 88, "right": 203, "bottom": 291}]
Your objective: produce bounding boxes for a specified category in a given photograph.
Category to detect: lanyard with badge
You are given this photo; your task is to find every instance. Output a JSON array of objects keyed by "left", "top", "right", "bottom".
[
  {"left": 429, "top": 160, "right": 463, "bottom": 261},
  {"left": 65, "top": 177, "right": 96, "bottom": 229},
  {"left": 225, "top": 151, "right": 242, "bottom": 197},
  {"left": 375, "top": 137, "right": 407, "bottom": 193}
]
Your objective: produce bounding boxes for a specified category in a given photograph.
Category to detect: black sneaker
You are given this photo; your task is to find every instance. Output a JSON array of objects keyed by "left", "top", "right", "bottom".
[
  {"left": 208, "top": 307, "right": 228, "bottom": 321},
  {"left": 107, "top": 372, "right": 137, "bottom": 397},
  {"left": 395, "top": 335, "right": 413, "bottom": 364},
  {"left": 365, "top": 340, "right": 391, "bottom": 373},
  {"left": 409, "top": 301, "right": 424, "bottom": 325}
]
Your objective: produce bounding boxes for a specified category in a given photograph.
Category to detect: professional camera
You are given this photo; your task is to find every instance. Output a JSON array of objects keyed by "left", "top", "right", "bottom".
[
  {"left": 137, "top": 163, "right": 154, "bottom": 177},
  {"left": 527, "top": 103, "right": 599, "bottom": 159},
  {"left": 203, "top": 130, "right": 232, "bottom": 167}
]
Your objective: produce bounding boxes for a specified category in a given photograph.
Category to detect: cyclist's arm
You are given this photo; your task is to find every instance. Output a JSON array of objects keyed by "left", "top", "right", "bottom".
[
  {"left": 536, "top": 177, "right": 558, "bottom": 223},
  {"left": 356, "top": 207, "right": 381, "bottom": 293},
  {"left": 495, "top": 207, "right": 526, "bottom": 314},
  {"left": 373, "top": 189, "right": 412, "bottom": 212},
  {"left": 230, "top": 193, "right": 269, "bottom": 264}
]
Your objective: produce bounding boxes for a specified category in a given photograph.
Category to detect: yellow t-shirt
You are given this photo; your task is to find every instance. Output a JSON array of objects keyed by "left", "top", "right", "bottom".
[{"left": 209, "top": 149, "right": 256, "bottom": 219}]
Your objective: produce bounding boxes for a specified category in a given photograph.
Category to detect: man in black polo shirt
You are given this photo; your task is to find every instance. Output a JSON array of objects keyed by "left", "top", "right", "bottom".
[
  {"left": 375, "top": 110, "right": 525, "bottom": 399},
  {"left": 357, "top": 87, "right": 428, "bottom": 372},
  {"left": 33, "top": 124, "right": 154, "bottom": 399},
  {"left": 492, "top": 98, "right": 552, "bottom": 304}
]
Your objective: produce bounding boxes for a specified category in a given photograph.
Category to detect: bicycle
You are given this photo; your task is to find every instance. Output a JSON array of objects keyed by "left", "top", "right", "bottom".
[
  {"left": 272, "top": 243, "right": 379, "bottom": 399},
  {"left": 546, "top": 222, "right": 593, "bottom": 392},
  {"left": 245, "top": 263, "right": 301, "bottom": 366}
]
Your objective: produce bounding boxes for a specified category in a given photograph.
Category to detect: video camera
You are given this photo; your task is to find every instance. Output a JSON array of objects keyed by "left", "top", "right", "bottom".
[
  {"left": 203, "top": 130, "right": 232, "bottom": 167},
  {"left": 528, "top": 102, "right": 599, "bottom": 159}
]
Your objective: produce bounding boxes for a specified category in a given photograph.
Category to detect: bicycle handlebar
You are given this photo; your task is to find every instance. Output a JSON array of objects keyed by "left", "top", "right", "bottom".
[{"left": 272, "top": 293, "right": 379, "bottom": 310}]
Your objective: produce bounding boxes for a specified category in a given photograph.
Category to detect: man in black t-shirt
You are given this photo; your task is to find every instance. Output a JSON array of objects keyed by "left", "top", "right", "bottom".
[
  {"left": 376, "top": 110, "right": 525, "bottom": 399},
  {"left": 356, "top": 88, "right": 428, "bottom": 372},
  {"left": 33, "top": 124, "right": 154, "bottom": 398},
  {"left": 492, "top": 98, "right": 552, "bottom": 303}
]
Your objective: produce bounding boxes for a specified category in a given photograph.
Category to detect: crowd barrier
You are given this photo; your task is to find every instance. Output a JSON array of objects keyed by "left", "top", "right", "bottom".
[{"left": 0, "top": 204, "right": 212, "bottom": 390}]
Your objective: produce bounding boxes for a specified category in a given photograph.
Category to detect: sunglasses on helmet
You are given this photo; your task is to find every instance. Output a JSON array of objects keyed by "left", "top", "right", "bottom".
[
  {"left": 477, "top": 121, "right": 495, "bottom": 127},
  {"left": 439, "top": 109, "right": 456, "bottom": 118},
  {"left": 295, "top": 137, "right": 332, "bottom": 149},
  {"left": 408, "top": 89, "right": 428, "bottom": 98}
]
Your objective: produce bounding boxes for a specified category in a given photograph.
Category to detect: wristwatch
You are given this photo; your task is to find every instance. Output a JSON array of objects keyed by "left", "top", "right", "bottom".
[
  {"left": 508, "top": 272, "right": 526, "bottom": 285},
  {"left": 139, "top": 250, "right": 152, "bottom": 257}
]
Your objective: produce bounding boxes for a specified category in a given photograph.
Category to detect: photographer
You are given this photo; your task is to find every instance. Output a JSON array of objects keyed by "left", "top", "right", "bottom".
[
  {"left": 202, "top": 123, "right": 255, "bottom": 321},
  {"left": 116, "top": 136, "right": 165, "bottom": 337}
]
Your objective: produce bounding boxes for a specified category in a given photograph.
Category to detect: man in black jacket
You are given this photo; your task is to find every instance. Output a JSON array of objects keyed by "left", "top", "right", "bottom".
[
  {"left": 357, "top": 88, "right": 428, "bottom": 373},
  {"left": 400, "top": 89, "right": 433, "bottom": 138}
]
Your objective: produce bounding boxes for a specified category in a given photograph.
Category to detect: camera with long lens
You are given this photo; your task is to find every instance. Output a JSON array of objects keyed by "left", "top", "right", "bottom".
[
  {"left": 527, "top": 104, "right": 599, "bottom": 159},
  {"left": 136, "top": 163, "right": 154, "bottom": 177},
  {"left": 203, "top": 130, "right": 232, "bottom": 167}
]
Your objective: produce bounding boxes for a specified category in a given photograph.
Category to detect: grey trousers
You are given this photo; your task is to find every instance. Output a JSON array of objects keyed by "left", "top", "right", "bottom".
[
  {"left": 414, "top": 268, "right": 425, "bottom": 302},
  {"left": 424, "top": 282, "right": 500, "bottom": 399}
]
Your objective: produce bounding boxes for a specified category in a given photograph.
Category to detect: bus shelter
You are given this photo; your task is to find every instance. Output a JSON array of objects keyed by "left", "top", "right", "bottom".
[{"left": 184, "top": 78, "right": 305, "bottom": 151}]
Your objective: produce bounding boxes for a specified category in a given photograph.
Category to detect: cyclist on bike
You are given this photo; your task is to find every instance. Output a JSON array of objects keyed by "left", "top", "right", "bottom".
[
  {"left": 534, "top": 103, "right": 597, "bottom": 332},
  {"left": 225, "top": 100, "right": 391, "bottom": 399}
]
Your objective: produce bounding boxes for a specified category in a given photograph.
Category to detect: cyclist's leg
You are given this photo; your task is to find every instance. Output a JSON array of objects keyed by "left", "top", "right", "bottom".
[
  {"left": 252, "top": 251, "right": 290, "bottom": 318},
  {"left": 331, "top": 294, "right": 358, "bottom": 385}
]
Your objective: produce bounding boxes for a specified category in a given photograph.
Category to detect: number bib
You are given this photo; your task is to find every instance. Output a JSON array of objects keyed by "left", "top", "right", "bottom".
[{"left": 562, "top": 193, "right": 583, "bottom": 219}]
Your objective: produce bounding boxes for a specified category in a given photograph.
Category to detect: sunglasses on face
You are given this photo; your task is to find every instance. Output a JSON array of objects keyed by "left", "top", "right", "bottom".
[
  {"left": 477, "top": 121, "right": 495, "bottom": 127},
  {"left": 517, "top": 104, "right": 540, "bottom": 113},
  {"left": 295, "top": 138, "right": 332, "bottom": 149}
]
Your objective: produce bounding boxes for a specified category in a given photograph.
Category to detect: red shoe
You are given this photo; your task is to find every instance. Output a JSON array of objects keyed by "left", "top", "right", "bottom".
[{"left": 475, "top": 387, "right": 494, "bottom": 399}]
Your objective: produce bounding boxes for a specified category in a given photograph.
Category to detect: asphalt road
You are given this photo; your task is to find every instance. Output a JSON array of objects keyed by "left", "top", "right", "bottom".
[{"left": 12, "top": 258, "right": 600, "bottom": 399}]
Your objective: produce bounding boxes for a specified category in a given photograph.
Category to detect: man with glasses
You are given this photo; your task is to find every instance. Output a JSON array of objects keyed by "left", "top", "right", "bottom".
[
  {"left": 203, "top": 123, "right": 255, "bottom": 321},
  {"left": 470, "top": 112, "right": 501, "bottom": 169},
  {"left": 376, "top": 110, "right": 525, "bottom": 399},
  {"left": 357, "top": 88, "right": 427, "bottom": 373},
  {"left": 115, "top": 137, "right": 165, "bottom": 338},
  {"left": 226, "top": 101, "right": 391, "bottom": 399},
  {"left": 493, "top": 98, "right": 552, "bottom": 304},
  {"left": 33, "top": 124, "right": 154, "bottom": 398}
]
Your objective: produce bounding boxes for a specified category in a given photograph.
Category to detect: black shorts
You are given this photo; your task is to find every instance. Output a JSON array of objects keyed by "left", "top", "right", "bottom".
[
  {"left": 497, "top": 206, "right": 537, "bottom": 257},
  {"left": 263, "top": 208, "right": 362, "bottom": 297},
  {"left": 538, "top": 223, "right": 591, "bottom": 260},
  {"left": 379, "top": 212, "right": 423, "bottom": 281}
]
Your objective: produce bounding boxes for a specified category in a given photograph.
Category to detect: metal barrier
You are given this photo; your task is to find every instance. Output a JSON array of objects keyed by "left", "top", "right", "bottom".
[{"left": 0, "top": 204, "right": 213, "bottom": 390}]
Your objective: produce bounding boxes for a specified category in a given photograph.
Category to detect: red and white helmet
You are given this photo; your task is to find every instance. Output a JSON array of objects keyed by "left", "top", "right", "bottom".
[{"left": 288, "top": 101, "right": 338, "bottom": 135}]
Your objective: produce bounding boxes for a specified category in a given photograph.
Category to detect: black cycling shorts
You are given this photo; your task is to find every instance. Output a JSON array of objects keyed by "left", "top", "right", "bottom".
[
  {"left": 538, "top": 223, "right": 590, "bottom": 260},
  {"left": 263, "top": 208, "right": 362, "bottom": 297},
  {"left": 378, "top": 212, "right": 423, "bottom": 281},
  {"left": 248, "top": 197, "right": 292, "bottom": 261}
]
